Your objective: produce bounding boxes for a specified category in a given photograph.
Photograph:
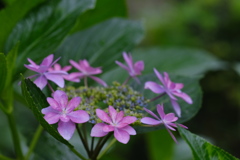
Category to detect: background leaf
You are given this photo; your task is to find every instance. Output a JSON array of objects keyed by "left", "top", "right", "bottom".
[
  {"left": 21, "top": 77, "right": 73, "bottom": 148},
  {"left": 0, "top": 0, "right": 44, "bottom": 51},
  {"left": 71, "top": 0, "right": 127, "bottom": 33},
  {"left": 55, "top": 18, "right": 144, "bottom": 73},
  {"left": 0, "top": 53, "right": 7, "bottom": 92},
  {"left": 178, "top": 126, "right": 239, "bottom": 160},
  {"left": 4, "top": 0, "right": 95, "bottom": 77}
]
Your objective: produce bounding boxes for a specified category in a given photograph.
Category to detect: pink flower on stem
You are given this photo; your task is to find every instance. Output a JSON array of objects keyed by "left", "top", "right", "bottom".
[
  {"left": 144, "top": 68, "right": 192, "bottom": 117},
  {"left": 69, "top": 59, "right": 107, "bottom": 87},
  {"left": 48, "top": 63, "right": 80, "bottom": 82},
  {"left": 115, "top": 52, "right": 144, "bottom": 84},
  {"left": 41, "top": 90, "right": 89, "bottom": 140},
  {"left": 141, "top": 104, "right": 187, "bottom": 143},
  {"left": 24, "top": 54, "right": 67, "bottom": 90},
  {"left": 90, "top": 106, "right": 137, "bottom": 144}
]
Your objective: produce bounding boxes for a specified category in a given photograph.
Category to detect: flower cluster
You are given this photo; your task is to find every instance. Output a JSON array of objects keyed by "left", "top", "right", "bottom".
[{"left": 24, "top": 52, "right": 192, "bottom": 146}]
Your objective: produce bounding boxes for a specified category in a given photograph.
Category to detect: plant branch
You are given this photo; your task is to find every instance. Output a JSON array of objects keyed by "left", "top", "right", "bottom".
[
  {"left": 97, "top": 138, "right": 116, "bottom": 159},
  {"left": 76, "top": 124, "right": 90, "bottom": 157}
]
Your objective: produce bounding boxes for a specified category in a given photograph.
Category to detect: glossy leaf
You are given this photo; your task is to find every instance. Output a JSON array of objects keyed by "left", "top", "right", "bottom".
[
  {"left": 0, "top": 0, "right": 44, "bottom": 51},
  {"left": 70, "top": 0, "right": 127, "bottom": 33},
  {"left": 5, "top": 0, "right": 95, "bottom": 77},
  {"left": 178, "top": 126, "right": 239, "bottom": 160},
  {"left": 55, "top": 18, "right": 144, "bottom": 73},
  {"left": 21, "top": 76, "right": 73, "bottom": 148},
  {"left": 132, "top": 73, "right": 202, "bottom": 133}
]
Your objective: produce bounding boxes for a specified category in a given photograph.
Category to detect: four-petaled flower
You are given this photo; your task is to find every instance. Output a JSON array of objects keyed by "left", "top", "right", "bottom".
[
  {"left": 48, "top": 63, "right": 80, "bottom": 82},
  {"left": 91, "top": 106, "right": 137, "bottom": 144},
  {"left": 69, "top": 59, "right": 107, "bottom": 87},
  {"left": 115, "top": 52, "right": 144, "bottom": 83},
  {"left": 144, "top": 68, "right": 192, "bottom": 117},
  {"left": 24, "top": 54, "right": 67, "bottom": 90},
  {"left": 41, "top": 90, "right": 90, "bottom": 140},
  {"left": 141, "top": 104, "right": 187, "bottom": 143}
]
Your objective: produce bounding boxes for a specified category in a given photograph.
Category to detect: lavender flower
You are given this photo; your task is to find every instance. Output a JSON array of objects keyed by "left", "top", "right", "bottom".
[
  {"left": 41, "top": 90, "right": 89, "bottom": 140},
  {"left": 91, "top": 106, "right": 137, "bottom": 144},
  {"left": 24, "top": 54, "right": 67, "bottom": 90},
  {"left": 141, "top": 104, "right": 187, "bottom": 143},
  {"left": 144, "top": 68, "right": 192, "bottom": 117}
]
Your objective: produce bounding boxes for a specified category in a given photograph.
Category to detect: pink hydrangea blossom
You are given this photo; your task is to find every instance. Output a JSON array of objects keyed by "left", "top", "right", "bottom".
[
  {"left": 141, "top": 104, "right": 187, "bottom": 143},
  {"left": 90, "top": 106, "right": 137, "bottom": 144},
  {"left": 48, "top": 63, "right": 80, "bottom": 82},
  {"left": 115, "top": 52, "right": 144, "bottom": 83},
  {"left": 41, "top": 90, "right": 89, "bottom": 140},
  {"left": 144, "top": 68, "right": 192, "bottom": 117},
  {"left": 69, "top": 59, "right": 107, "bottom": 87},
  {"left": 24, "top": 54, "right": 67, "bottom": 90}
]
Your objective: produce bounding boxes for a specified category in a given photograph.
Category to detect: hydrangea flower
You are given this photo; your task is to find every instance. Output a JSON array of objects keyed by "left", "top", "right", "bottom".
[
  {"left": 115, "top": 52, "right": 144, "bottom": 83},
  {"left": 69, "top": 59, "right": 107, "bottom": 87},
  {"left": 141, "top": 104, "right": 187, "bottom": 143},
  {"left": 144, "top": 68, "right": 192, "bottom": 117},
  {"left": 24, "top": 54, "right": 67, "bottom": 90},
  {"left": 90, "top": 106, "right": 137, "bottom": 144},
  {"left": 41, "top": 90, "right": 89, "bottom": 140},
  {"left": 48, "top": 63, "right": 80, "bottom": 82}
]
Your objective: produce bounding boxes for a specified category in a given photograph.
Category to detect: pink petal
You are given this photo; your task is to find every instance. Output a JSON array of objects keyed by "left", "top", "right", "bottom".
[
  {"left": 66, "top": 97, "right": 81, "bottom": 112},
  {"left": 103, "top": 125, "right": 114, "bottom": 132},
  {"left": 27, "top": 58, "right": 38, "bottom": 68},
  {"left": 170, "top": 99, "right": 181, "bottom": 117},
  {"left": 174, "top": 83, "right": 184, "bottom": 90},
  {"left": 144, "top": 81, "right": 165, "bottom": 94},
  {"left": 96, "top": 109, "right": 111, "bottom": 124},
  {"left": 53, "top": 90, "right": 68, "bottom": 109},
  {"left": 60, "top": 115, "right": 70, "bottom": 122},
  {"left": 115, "top": 61, "right": 130, "bottom": 72},
  {"left": 89, "top": 76, "right": 107, "bottom": 87},
  {"left": 40, "top": 54, "right": 53, "bottom": 67},
  {"left": 165, "top": 127, "right": 178, "bottom": 143},
  {"left": 154, "top": 68, "right": 166, "bottom": 86},
  {"left": 62, "top": 65, "right": 72, "bottom": 71},
  {"left": 58, "top": 121, "right": 76, "bottom": 140},
  {"left": 34, "top": 75, "right": 47, "bottom": 90},
  {"left": 90, "top": 123, "right": 109, "bottom": 137},
  {"left": 134, "top": 61, "right": 144, "bottom": 74},
  {"left": 44, "top": 74, "right": 65, "bottom": 88},
  {"left": 44, "top": 112, "right": 61, "bottom": 124},
  {"left": 156, "top": 104, "right": 165, "bottom": 119},
  {"left": 69, "top": 60, "right": 81, "bottom": 71},
  {"left": 121, "top": 125, "right": 136, "bottom": 135},
  {"left": 141, "top": 117, "right": 161, "bottom": 125},
  {"left": 115, "top": 111, "right": 124, "bottom": 124},
  {"left": 63, "top": 73, "right": 81, "bottom": 82},
  {"left": 165, "top": 124, "right": 177, "bottom": 131},
  {"left": 164, "top": 113, "right": 178, "bottom": 122},
  {"left": 108, "top": 106, "right": 117, "bottom": 122},
  {"left": 178, "top": 123, "right": 188, "bottom": 129},
  {"left": 41, "top": 106, "right": 58, "bottom": 114},
  {"left": 118, "top": 116, "right": 137, "bottom": 127},
  {"left": 143, "top": 107, "right": 160, "bottom": 120},
  {"left": 114, "top": 128, "right": 130, "bottom": 144},
  {"left": 24, "top": 64, "right": 40, "bottom": 72},
  {"left": 68, "top": 110, "right": 89, "bottom": 123},
  {"left": 47, "top": 98, "right": 61, "bottom": 111},
  {"left": 172, "top": 92, "right": 193, "bottom": 104},
  {"left": 123, "top": 52, "right": 133, "bottom": 69}
]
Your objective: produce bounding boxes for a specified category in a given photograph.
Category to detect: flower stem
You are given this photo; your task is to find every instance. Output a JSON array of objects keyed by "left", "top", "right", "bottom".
[
  {"left": 122, "top": 76, "right": 131, "bottom": 86},
  {"left": 25, "top": 125, "right": 43, "bottom": 160},
  {"left": 90, "top": 137, "right": 95, "bottom": 154},
  {"left": 7, "top": 112, "right": 24, "bottom": 160},
  {"left": 97, "top": 138, "right": 116, "bottom": 159},
  {"left": 70, "top": 147, "right": 88, "bottom": 160},
  {"left": 150, "top": 93, "right": 166, "bottom": 102},
  {"left": 0, "top": 154, "right": 14, "bottom": 160},
  {"left": 84, "top": 77, "right": 88, "bottom": 88},
  {"left": 47, "top": 83, "right": 55, "bottom": 93},
  {"left": 76, "top": 124, "right": 90, "bottom": 157}
]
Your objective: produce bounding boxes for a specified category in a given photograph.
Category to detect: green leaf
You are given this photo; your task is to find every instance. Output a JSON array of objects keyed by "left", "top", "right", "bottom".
[
  {"left": 0, "top": 53, "right": 7, "bottom": 92},
  {"left": 70, "top": 0, "right": 127, "bottom": 33},
  {"left": 21, "top": 76, "right": 73, "bottom": 148},
  {"left": 55, "top": 18, "right": 144, "bottom": 73},
  {"left": 178, "top": 127, "right": 239, "bottom": 160},
  {"left": 0, "top": 0, "right": 45, "bottom": 51},
  {"left": 132, "top": 73, "right": 202, "bottom": 133},
  {"left": 5, "top": 0, "right": 95, "bottom": 77}
]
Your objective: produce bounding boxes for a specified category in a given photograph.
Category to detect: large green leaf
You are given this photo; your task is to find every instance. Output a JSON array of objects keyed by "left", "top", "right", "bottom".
[
  {"left": 0, "top": 53, "right": 7, "bottom": 92},
  {"left": 55, "top": 18, "right": 144, "bottom": 72},
  {"left": 132, "top": 73, "right": 202, "bottom": 133},
  {"left": 5, "top": 0, "right": 95, "bottom": 77},
  {"left": 21, "top": 77, "right": 73, "bottom": 148},
  {"left": 0, "top": 0, "right": 45, "bottom": 51},
  {"left": 70, "top": 0, "right": 127, "bottom": 33},
  {"left": 178, "top": 127, "right": 239, "bottom": 160}
]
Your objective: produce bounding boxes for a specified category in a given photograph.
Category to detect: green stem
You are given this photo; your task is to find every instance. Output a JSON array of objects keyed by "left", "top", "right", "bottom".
[
  {"left": 0, "top": 154, "right": 15, "bottom": 160},
  {"left": 76, "top": 124, "right": 90, "bottom": 157},
  {"left": 7, "top": 112, "right": 24, "bottom": 160},
  {"left": 25, "top": 125, "right": 43, "bottom": 160},
  {"left": 70, "top": 147, "right": 88, "bottom": 160},
  {"left": 122, "top": 76, "right": 131, "bottom": 86},
  {"left": 84, "top": 77, "right": 88, "bottom": 88},
  {"left": 97, "top": 138, "right": 116, "bottom": 159},
  {"left": 90, "top": 137, "right": 95, "bottom": 154},
  {"left": 150, "top": 93, "right": 166, "bottom": 102}
]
